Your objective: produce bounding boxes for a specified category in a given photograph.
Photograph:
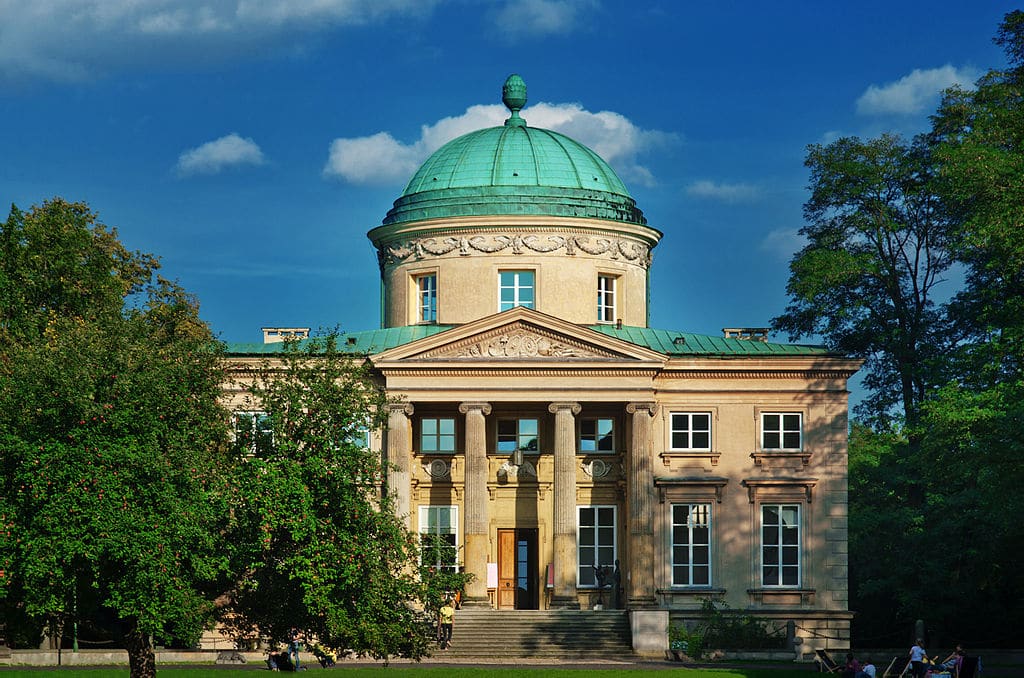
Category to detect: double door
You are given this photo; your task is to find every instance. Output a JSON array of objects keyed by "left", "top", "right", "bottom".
[{"left": 496, "top": 528, "right": 538, "bottom": 609}]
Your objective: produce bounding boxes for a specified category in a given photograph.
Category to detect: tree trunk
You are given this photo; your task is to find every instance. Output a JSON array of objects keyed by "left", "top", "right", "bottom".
[{"left": 125, "top": 627, "right": 156, "bottom": 678}]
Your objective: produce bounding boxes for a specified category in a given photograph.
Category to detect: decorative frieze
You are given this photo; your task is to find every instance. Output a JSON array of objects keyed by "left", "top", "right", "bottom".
[
  {"left": 376, "top": 232, "right": 652, "bottom": 270},
  {"left": 422, "top": 322, "right": 617, "bottom": 360}
]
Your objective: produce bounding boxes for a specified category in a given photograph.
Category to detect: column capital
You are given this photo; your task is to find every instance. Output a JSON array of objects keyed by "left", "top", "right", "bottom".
[
  {"left": 459, "top": 402, "right": 492, "bottom": 416},
  {"left": 548, "top": 402, "right": 581, "bottom": 415},
  {"left": 626, "top": 402, "right": 658, "bottom": 416},
  {"left": 387, "top": 402, "right": 414, "bottom": 416}
]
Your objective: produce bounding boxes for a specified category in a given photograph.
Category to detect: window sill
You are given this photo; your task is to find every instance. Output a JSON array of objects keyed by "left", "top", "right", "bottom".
[
  {"left": 660, "top": 450, "right": 721, "bottom": 467},
  {"left": 750, "top": 450, "right": 811, "bottom": 467},
  {"left": 747, "top": 587, "right": 816, "bottom": 605}
]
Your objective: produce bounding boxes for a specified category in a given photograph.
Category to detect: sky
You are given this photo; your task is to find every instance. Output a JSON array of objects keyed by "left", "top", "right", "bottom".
[{"left": 0, "top": 1, "right": 1017, "bottom": 346}]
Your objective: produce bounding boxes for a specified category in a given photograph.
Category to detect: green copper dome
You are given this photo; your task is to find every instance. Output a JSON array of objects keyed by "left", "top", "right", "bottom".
[{"left": 382, "top": 75, "right": 646, "bottom": 227}]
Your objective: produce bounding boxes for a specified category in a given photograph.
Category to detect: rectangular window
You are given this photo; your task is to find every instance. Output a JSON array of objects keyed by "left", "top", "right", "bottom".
[
  {"left": 762, "top": 413, "right": 802, "bottom": 450},
  {"left": 761, "top": 504, "right": 800, "bottom": 587},
  {"left": 670, "top": 412, "right": 712, "bottom": 450},
  {"left": 344, "top": 423, "right": 372, "bottom": 450},
  {"left": 417, "top": 273, "right": 437, "bottom": 323},
  {"left": 672, "top": 503, "right": 711, "bottom": 587},
  {"left": 597, "top": 274, "right": 616, "bottom": 323},
  {"left": 421, "top": 417, "right": 456, "bottom": 453},
  {"left": 580, "top": 418, "right": 615, "bottom": 453},
  {"left": 497, "top": 418, "right": 539, "bottom": 453},
  {"left": 578, "top": 505, "right": 617, "bottom": 586},
  {"left": 233, "top": 411, "right": 273, "bottom": 455},
  {"left": 419, "top": 505, "right": 459, "bottom": 572},
  {"left": 499, "top": 270, "right": 535, "bottom": 311}
]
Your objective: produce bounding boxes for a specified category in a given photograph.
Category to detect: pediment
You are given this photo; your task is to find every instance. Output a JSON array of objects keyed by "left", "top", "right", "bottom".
[{"left": 372, "top": 307, "right": 665, "bottom": 364}]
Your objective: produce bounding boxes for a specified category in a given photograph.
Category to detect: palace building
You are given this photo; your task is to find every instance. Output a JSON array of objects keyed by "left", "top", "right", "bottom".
[{"left": 226, "top": 75, "right": 860, "bottom": 655}]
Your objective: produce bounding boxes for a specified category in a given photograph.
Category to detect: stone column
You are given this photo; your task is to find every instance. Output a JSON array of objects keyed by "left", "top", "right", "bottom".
[
  {"left": 626, "top": 402, "right": 658, "bottom": 608},
  {"left": 385, "top": 402, "right": 414, "bottom": 528},
  {"left": 549, "top": 401, "right": 582, "bottom": 609},
  {"left": 459, "top": 401, "right": 491, "bottom": 606}
]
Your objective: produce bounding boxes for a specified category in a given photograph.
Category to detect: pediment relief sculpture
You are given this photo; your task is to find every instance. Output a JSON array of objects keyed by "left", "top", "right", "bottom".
[{"left": 420, "top": 324, "right": 618, "bottom": 360}]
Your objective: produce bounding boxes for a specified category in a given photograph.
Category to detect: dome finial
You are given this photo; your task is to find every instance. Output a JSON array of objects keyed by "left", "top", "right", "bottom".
[{"left": 502, "top": 74, "right": 527, "bottom": 127}]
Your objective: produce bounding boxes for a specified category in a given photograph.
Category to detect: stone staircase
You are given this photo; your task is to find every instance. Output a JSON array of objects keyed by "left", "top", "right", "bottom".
[{"left": 441, "top": 609, "right": 634, "bottom": 659}]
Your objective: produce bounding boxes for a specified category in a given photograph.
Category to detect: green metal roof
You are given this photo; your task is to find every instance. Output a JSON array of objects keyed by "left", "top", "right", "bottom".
[
  {"left": 381, "top": 75, "right": 646, "bottom": 228},
  {"left": 226, "top": 325, "right": 457, "bottom": 356},
  {"left": 226, "top": 324, "right": 827, "bottom": 358},
  {"left": 587, "top": 325, "right": 830, "bottom": 356}
]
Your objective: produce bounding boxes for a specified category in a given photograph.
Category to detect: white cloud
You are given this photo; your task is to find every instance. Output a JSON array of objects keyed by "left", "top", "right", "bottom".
[
  {"left": 686, "top": 180, "right": 761, "bottom": 203},
  {"left": 760, "top": 227, "right": 805, "bottom": 262},
  {"left": 856, "top": 65, "right": 979, "bottom": 116},
  {"left": 323, "top": 101, "right": 673, "bottom": 186},
  {"left": 0, "top": 0, "right": 435, "bottom": 82},
  {"left": 176, "top": 133, "right": 265, "bottom": 176},
  {"left": 491, "top": 0, "right": 598, "bottom": 39}
]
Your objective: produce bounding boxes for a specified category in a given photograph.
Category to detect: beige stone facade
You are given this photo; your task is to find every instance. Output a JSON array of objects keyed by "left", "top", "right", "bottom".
[{"left": 226, "top": 85, "right": 860, "bottom": 654}]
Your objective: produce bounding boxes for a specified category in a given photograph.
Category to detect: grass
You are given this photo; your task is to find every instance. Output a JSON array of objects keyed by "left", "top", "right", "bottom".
[{"left": 0, "top": 668, "right": 817, "bottom": 678}]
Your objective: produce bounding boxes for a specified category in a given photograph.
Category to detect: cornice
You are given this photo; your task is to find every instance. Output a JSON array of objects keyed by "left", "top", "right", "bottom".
[{"left": 378, "top": 367, "right": 661, "bottom": 378}]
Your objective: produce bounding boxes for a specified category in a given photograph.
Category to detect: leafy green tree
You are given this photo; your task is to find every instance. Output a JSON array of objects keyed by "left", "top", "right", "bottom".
[
  {"left": 932, "top": 10, "right": 1024, "bottom": 383},
  {"left": 0, "top": 199, "right": 233, "bottom": 678},
  {"left": 773, "top": 134, "right": 953, "bottom": 429},
  {"left": 219, "top": 333, "right": 444, "bottom": 661}
]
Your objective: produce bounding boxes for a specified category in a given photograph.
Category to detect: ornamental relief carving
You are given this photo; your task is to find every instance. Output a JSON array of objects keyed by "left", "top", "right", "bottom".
[
  {"left": 377, "top": 232, "right": 652, "bottom": 269},
  {"left": 422, "top": 325, "right": 615, "bottom": 360}
]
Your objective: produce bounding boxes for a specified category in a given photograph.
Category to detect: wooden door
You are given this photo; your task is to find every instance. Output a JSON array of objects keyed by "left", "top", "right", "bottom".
[{"left": 497, "top": 529, "right": 516, "bottom": 609}]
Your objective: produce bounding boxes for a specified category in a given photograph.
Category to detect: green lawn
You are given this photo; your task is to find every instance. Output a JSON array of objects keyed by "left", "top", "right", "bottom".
[{"left": 0, "top": 668, "right": 816, "bottom": 678}]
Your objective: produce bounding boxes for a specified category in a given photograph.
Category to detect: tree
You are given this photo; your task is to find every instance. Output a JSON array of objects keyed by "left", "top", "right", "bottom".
[
  {"left": 218, "top": 332, "right": 452, "bottom": 661},
  {"left": 0, "top": 199, "right": 233, "bottom": 678},
  {"left": 773, "top": 134, "right": 954, "bottom": 429}
]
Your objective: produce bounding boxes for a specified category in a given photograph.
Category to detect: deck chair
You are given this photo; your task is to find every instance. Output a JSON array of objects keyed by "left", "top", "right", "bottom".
[
  {"left": 882, "top": 656, "right": 904, "bottom": 678},
  {"left": 816, "top": 649, "right": 842, "bottom": 673},
  {"left": 958, "top": 656, "right": 979, "bottom": 678}
]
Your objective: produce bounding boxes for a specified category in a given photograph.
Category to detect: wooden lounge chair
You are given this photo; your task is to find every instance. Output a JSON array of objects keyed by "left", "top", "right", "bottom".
[
  {"left": 882, "top": 656, "right": 905, "bottom": 678},
  {"left": 816, "top": 649, "right": 842, "bottom": 673}
]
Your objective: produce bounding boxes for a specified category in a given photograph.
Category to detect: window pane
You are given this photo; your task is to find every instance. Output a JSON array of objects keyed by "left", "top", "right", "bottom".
[
  {"left": 597, "top": 507, "right": 614, "bottom": 525},
  {"left": 579, "top": 507, "right": 595, "bottom": 526}
]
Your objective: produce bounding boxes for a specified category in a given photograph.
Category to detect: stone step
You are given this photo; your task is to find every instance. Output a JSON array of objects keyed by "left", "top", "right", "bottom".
[{"left": 440, "top": 610, "right": 633, "bottom": 659}]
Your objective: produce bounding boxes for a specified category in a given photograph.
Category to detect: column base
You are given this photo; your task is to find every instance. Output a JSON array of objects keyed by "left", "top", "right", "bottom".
[
  {"left": 627, "top": 595, "right": 658, "bottom": 609},
  {"left": 460, "top": 596, "right": 493, "bottom": 609}
]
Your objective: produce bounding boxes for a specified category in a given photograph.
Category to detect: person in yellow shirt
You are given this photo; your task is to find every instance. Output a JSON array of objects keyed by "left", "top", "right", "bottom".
[{"left": 438, "top": 599, "right": 455, "bottom": 649}]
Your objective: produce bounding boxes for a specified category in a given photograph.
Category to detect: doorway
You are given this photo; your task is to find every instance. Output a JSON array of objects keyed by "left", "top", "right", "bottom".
[{"left": 496, "top": 528, "right": 538, "bottom": 609}]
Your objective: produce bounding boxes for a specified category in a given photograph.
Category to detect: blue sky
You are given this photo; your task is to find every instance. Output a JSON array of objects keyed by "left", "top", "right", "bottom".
[{"left": 0, "top": 1, "right": 1015, "bottom": 345}]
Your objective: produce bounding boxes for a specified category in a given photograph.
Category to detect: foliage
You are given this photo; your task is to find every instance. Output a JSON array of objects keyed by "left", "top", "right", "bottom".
[
  {"left": 671, "top": 600, "right": 785, "bottom": 657},
  {"left": 772, "top": 133, "right": 953, "bottom": 429},
  {"left": 0, "top": 199, "right": 234, "bottom": 678},
  {"left": 218, "top": 332, "right": 438, "bottom": 661}
]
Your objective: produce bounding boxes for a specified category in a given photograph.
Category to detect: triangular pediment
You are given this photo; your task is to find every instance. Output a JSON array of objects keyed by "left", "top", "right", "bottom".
[{"left": 372, "top": 307, "right": 665, "bottom": 364}]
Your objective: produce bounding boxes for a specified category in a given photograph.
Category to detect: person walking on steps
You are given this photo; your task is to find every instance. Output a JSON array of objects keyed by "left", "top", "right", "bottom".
[{"left": 438, "top": 598, "right": 455, "bottom": 650}]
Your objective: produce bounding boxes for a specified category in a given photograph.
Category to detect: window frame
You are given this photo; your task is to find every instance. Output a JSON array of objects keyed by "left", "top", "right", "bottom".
[
  {"left": 577, "top": 505, "right": 618, "bottom": 587},
  {"left": 419, "top": 505, "right": 460, "bottom": 572},
  {"left": 671, "top": 503, "right": 712, "bottom": 588},
  {"left": 760, "top": 412, "right": 803, "bottom": 451},
  {"left": 669, "top": 412, "right": 712, "bottom": 451},
  {"left": 760, "top": 503, "right": 801, "bottom": 588},
  {"left": 233, "top": 410, "right": 274, "bottom": 455},
  {"left": 579, "top": 417, "right": 615, "bottom": 454},
  {"left": 420, "top": 417, "right": 456, "bottom": 454},
  {"left": 496, "top": 417, "right": 539, "bottom": 454},
  {"left": 597, "top": 273, "right": 617, "bottom": 324},
  {"left": 416, "top": 272, "right": 438, "bottom": 324},
  {"left": 498, "top": 270, "right": 535, "bottom": 311}
]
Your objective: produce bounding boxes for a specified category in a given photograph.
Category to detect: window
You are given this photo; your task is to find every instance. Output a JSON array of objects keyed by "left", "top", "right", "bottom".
[
  {"left": 670, "top": 413, "right": 711, "bottom": 450},
  {"left": 497, "top": 418, "right": 538, "bottom": 453},
  {"left": 420, "top": 505, "right": 459, "bottom": 572},
  {"left": 578, "top": 506, "right": 617, "bottom": 586},
  {"left": 499, "top": 270, "right": 534, "bottom": 311},
  {"left": 345, "top": 424, "right": 372, "bottom": 450},
  {"left": 762, "top": 413, "right": 802, "bottom": 450},
  {"left": 580, "top": 418, "right": 614, "bottom": 453},
  {"left": 416, "top": 273, "right": 437, "bottom": 323},
  {"left": 233, "top": 411, "right": 273, "bottom": 455},
  {"left": 597, "top": 274, "right": 616, "bottom": 323},
  {"left": 761, "top": 504, "right": 800, "bottom": 587},
  {"left": 672, "top": 503, "right": 711, "bottom": 587},
  {"left": 421, "top": 417, "right": 456, "bottom": 453}
]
